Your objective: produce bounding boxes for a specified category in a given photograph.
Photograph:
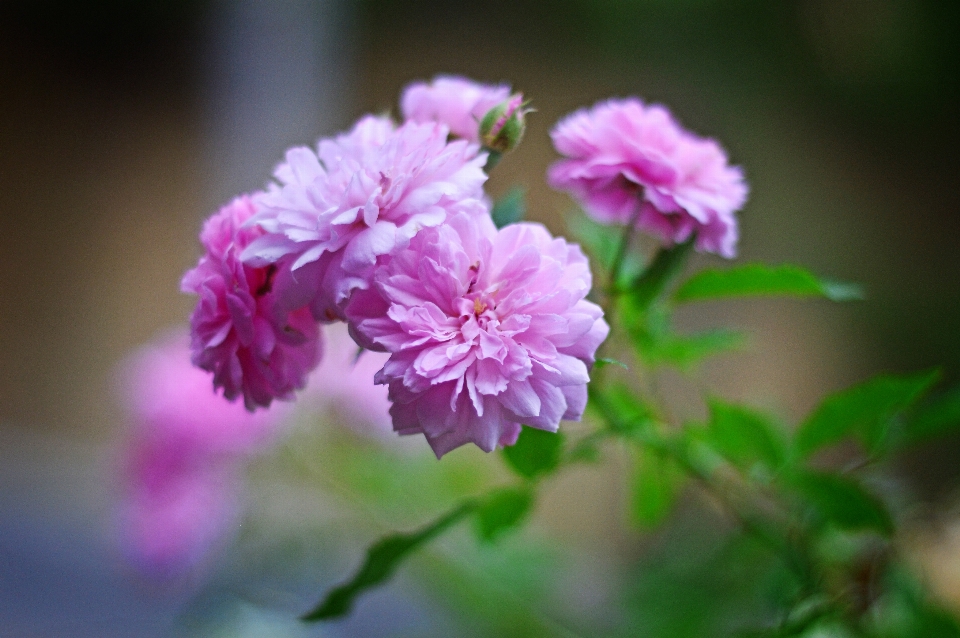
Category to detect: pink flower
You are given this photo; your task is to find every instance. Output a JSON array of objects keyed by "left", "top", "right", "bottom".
[
  {"left": 346, "top": 213, "right": 609, "bottom": 458},
  {"left": 548, "top": 98, "right": 748, "bottom": 258},
  {"left": 401, "top": 75, "right": 513, "bottom": 143},
  {"left": 117, "top": 332, "right": 289, "bottom": 577},
  {"left": 182, "top": 195, "right": 322, "bottom": 410},
  {"left": 242, "top": 116, "right": 489, "bottom": 322},
  {"left": 303, "top": 322, "right": 392, "bottom": 436}
]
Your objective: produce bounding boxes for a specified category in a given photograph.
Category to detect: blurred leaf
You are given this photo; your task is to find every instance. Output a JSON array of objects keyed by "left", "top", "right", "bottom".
[
  {"left": 794, "top": 370, "right": 940, "bottom": 457},
  {"left": 622, "top": 299, "right": 744, "bottom": 371},
  {"left": 790, "top": 472, "right": 893, "bottom": 536},
  {"left": 643, "top": 328, "right": 746, "bottom": 371},
  {"left": 901, "top": 385, "right": 960, "bottom": 446},
  {"left": 632, "top": 446, "right": 685, "bottom": 527},
  {"left": 502, "top": 426, "right": 564, "bottom": 480},
  {"left": 302, "top": 501, "right": 476, "bottom": 621},
  {"left": 474, "top": 487, "right": 534, "bottom": 543},
  {"left": 595, "top": 357, "right": 629, "bottom": 370},
  {"left": 629, "top": 239, "right": 695, "bottom": 310},
  {"left": 491, "top": 186, "right": 526, "bottom": 228},
  {"left": 706, "top": 399, "right": 788, "bottom": 473},
  {"left": 673, "top": 264, "right": 863, "bottom": 304},
  {"left": 868, "top": 567, "right": 960, "bottom": 638},
  {"left": 598, "top": 383, "right": 658, "bottom": 436},
  {"left": 566, "top": 212, "right": 644, "bottom": 283}
]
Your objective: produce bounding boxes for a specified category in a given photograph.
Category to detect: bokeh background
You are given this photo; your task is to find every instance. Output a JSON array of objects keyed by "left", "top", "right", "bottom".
[{"left": 1, "top": 0, "right": 958, "bottom": 636}]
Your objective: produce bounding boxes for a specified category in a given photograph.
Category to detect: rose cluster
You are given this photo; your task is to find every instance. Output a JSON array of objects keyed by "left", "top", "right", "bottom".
[{"left": 182, "top": 76, "right": 746, "bottom": 457}]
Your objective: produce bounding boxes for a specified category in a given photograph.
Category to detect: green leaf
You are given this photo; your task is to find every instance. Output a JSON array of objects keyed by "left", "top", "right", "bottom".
[
  {"left": 598, "top": 384, "right": 657, "bottom": 436},
  {"left": 474, "top": 487, "right": 534, "bottom": 543},
  {"left": 794, "top": 370, "right": 940, "bottom": 458},
  {"left": 490, "top": 187, "right": 526, "bottom": 228},
  {"left": 902, "top": 385, "right": 960, "bottom": 446},
  {"left": 790, "top": 472, "right": 893, "bottom": 535},
  {"left": 302, "top": 502, "right": 476, "bottom": 621},
  {"left": 705, "top": 399, "right": 787, "bottom": 472},
  {"left": 631, "top": 446, "right": 685, "bottom": 527},
  {"left": 641, "top": 328, "right": 746, "bottom": 371},
  {"left": 594, "top": 357, "right": 629, "bottom": 371},
  {"left": 502, "top": 426, "right": 564, "bottom": 480},
  {"left": 628, "top": 239, "right": 695, "bottom": 310},
  {"left": 673, "top": 264, "right": 864, "bottom": 304}
]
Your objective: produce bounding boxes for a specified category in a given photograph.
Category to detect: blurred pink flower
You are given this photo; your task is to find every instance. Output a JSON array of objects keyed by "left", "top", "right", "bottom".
[
  {"left": 182, "top": 195, "right": 322, "bottom": 410},
  {"left": 347, "top": 213, "right": 609, "bottom": 458},
  {"left": 242, "top": 116, "right": 489, "bottom": 322},
  {"left": 401, "top": 75, "right": 512, "bottom": 143},
  {"left": 118, "top": 332, "right": 289, "bottom": 577},
  {"left": 548, "top": 98, "right": 748, "bottom": 258},
  {"left": 303, "top": 322, "right": 392, "bottom": 436},
  {"left": 122, "top": 445, "right": 241, "bottom": 579}
]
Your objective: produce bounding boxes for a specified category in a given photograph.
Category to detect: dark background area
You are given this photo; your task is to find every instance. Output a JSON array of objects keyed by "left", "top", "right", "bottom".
[{"left": 1, "top": 0, "right": 958, "bottom": 634}]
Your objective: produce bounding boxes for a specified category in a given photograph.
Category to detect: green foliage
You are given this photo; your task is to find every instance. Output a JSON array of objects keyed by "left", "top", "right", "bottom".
[
  {"left": 474, "top": 487, "right": 534, "bottom": 542},
  {"left": 502, "top": 426, "right": 564, "bottom": 480},
  {"left": 620, "top": 517, "right": 794, "bottom": 638},
  {"left": 631, "top": 445, "right": 685, "bottom": 527},
  {"left": 298, "top": 191, "right": 958, "bottom": 634},
  {"left": 595, "top": 357, "right": 629, "bottom": 371},
  {"left": 567, "top": 213, "right": 645, "bottom": 285},
  {"left": 594, "top": 383, "right": 658, "bottom": 436},
  {"left": 789, "top": 472, "right": 893, "bottom": 536},
  {"left": 794, "top": 370, "right": 940, "bottom": 458},
  {"left": 673, "top": 264, "right": 864, "bottom": 304},
  {"left": 901, "top": 385, "right": 960, "bottom": 446},
  {"left": 302, "top": 501, "right": 476, "bottom": 621},
  {"left": 628, "top": 239, "right": 695, "bottom": 309},
  {"left": 866, "top": 568, "right": 960, "bottom": 638},
  {"left": 491, "top": 187, "right": 527, "bottom": 228},
  {"left": 622, "top": 299, "right": 744, "bottom": 372},
  {"left": 705, "top": 399, "right": 788, "bottom": 473},
  {"left": 637, "top": 324, "right": 745, "bottom": 371}
]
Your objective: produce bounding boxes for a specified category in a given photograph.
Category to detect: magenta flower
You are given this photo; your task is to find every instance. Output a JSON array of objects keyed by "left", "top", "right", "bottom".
[
  {"left": 242, "top": 116, "right": 489, "bottom": 322},
  {"left": 401, "top": 75, "right": 513, "bottom": 143},
  {"left": 117, "top": 333, "right": 289, "bottom": 577},
  {"left": 182, "top": 195, "right": 322, "bottom": 410},
  {"left": 346, "top": 213, "right": 609, "bottom": 458},
  {"left": 548, "top": 98, "right": 748, "bottom": 258}
]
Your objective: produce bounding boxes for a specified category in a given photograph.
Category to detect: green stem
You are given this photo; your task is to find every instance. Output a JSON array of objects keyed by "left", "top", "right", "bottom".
[
  {"left": 608, "top": 210, "right": 642, "bottom": 296},
  {"left": 589, "top": 387, "right": 815, "bottom": 587}
]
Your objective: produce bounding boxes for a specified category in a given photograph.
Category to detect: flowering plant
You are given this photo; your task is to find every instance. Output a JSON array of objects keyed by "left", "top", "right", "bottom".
[{"left": 156, "top": 75, "right": 960, "bottom": 634}]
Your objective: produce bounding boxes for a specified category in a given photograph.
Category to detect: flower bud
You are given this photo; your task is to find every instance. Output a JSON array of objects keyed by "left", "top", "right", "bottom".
[{"left": 479, "top": 94, "right": 529, "bottom": 155}]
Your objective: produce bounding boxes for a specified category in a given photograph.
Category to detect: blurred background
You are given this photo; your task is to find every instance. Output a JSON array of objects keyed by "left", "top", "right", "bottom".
[{"left": 0, "top": 0, "right": 958, "bottom": 635}]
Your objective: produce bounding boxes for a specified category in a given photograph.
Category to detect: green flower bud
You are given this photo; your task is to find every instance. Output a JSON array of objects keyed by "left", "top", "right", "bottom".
[{"left": 479, "top": 95, "right": 530, "bottom": 156}]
